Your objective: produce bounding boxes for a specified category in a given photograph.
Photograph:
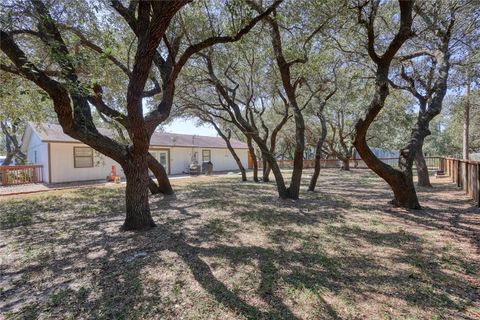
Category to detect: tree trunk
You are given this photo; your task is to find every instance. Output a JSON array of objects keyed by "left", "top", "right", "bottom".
[
  {"left": 287, "top": 149, "right": 303, "bottom": 199},
  {"left": 354, "top": 65, "right": 421, "bottom": 209},
  {"left": 208, "top": 121, "right": 247, "bottom": 181},
  {"left": 415, "top": 142, "right": 432, "bottom": 188},
  {"left": 122, "top": 155, "right": 156, "bottom": 231},
  {"left": 286, "top": 105, "right": 306, "bottom": 200},
  {"left": 247, "top": 136, "right": 259, "bottom": 182},
  {"left": 262, "top": 159, "right": 270, "bottom": 182},
  {"left": 308, "top": 154, "right": 322, "bottom": 192},
  {"left": 265, "top": 154, "right": 288, "bottom": 198},
  {"left": 14, "top": 150, "right": 26, "bottom": 164},
  {"left": 308, "top": 113, "right": 327, "bottom": 192},
  {"left": 1, "top": 153, "right": 14, "bottom": 166},
  {"left": 463, "top": 82, "right": 470, "bottom": 160},
  {"left": 147, "top": 153, "right": 174, "bottom": 195},
  {"left": 225, "top": 141, "right": 247, "bottom": 182},
  {"left": 389, "top": 171, "right": 420, "bottom": 208},
  {"left": 341, "top": 158, "right": 350, "bottom": 171}
]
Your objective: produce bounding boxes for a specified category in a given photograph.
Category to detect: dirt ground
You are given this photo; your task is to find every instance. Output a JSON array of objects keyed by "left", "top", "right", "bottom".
[{"left": 0, "top": 169, "right": 479, "bottom": 319}]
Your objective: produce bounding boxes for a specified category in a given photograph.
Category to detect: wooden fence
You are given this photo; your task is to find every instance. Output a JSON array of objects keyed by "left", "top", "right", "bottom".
[
  {"left": 255, "top": 156, "right": 478, "bottom": 206},
  {"left": 0, "top": 165, "right": 43, "bottom": 186},
  {"left": 442, "top": 157, "right": 480, "bottom": 207},
  {"left": 255, "top": 157, "right": 442, "bottom": 170}
]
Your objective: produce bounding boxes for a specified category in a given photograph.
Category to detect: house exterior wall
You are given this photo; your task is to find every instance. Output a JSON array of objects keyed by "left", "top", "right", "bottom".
[
  {"left": 167, "top": 146, "right": 248, "bottom": 174},
  {"left": 49, "top": 142, "right": 124, "bottom": 183},
  {"left": 210, "top": 148, "right": 248, "bottom": 171},
  {"left": 26, "top": 132, "right": 49, "bottom": 183},
  {"left": 47, "top": 143, "right": 248, "bottom": 183},
  {"left": 24, "top": 124, "right": 248, "bottom": 183}
]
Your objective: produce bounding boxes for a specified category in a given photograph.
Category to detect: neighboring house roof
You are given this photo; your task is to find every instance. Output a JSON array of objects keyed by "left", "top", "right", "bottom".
[{"left": 28, "top": 123, "right": 248, "bottom": 149}]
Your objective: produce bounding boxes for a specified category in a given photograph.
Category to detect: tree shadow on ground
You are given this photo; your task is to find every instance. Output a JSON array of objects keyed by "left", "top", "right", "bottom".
[{"left": 1, "top": 173, "right": 479, "bottom": 319}]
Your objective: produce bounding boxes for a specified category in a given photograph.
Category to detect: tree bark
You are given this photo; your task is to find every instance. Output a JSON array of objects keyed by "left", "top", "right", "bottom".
[
  {"left": 246, "top": 135, "right": 259, "bottom": 182},
  {"left": 463, "top": 82, "right": 470, "bottom": 160},
  {"left": 415, "top": 142, "right": 432, "bottom": 188},
  {"left": 287, "top": 144, "right": 303, "bottom": 199},
  {"left": 228, "top": 144, "right": 247, "bottom": 181},
  {"left": 1, "top": 153, "right": 14, "bottom": 166},
  {"left": 308, "top": 153, "right": 322, "bottom": 192},
  {"left": 308, "top": 114, "right": 327, "bottom": 191},
  {"left": 262, "top": 159, "right": 270, "bottom": 182},
  {"left": 224, "top": 138, "right": 247, "bottom": 181},
  {"left": 147, "top": 153, "right": 174, "bottom": 195},
  {"left": 1, "top": 121, "right": 25, "bottom": 165},
  {"left": 341, "top": 158, "right": 350, "bottom": 171},
  {"left": 352, "top": 1, "right": 418, "bottom": 208},
  {"left": 261, "top": 149, "right": 288, "bottom": 198},
  {"left": 205, "top": 120, "right": 247, "bottom": 181},
  {"left": 122, "top": 155, "right": 156, "bottom": 231},
  {"left": 262, "top": 160, "right": 270, "bottom": 182}
]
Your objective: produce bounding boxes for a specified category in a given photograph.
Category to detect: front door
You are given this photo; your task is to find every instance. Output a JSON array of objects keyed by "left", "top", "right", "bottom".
[{"left": 150, "top": 150, "right": 169, "bottom": 174}]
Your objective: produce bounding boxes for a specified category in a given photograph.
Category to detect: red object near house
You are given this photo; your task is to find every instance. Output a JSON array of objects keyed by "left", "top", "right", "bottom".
[{"left": 106, "top": 165, "right": 119, "bottom": 182}]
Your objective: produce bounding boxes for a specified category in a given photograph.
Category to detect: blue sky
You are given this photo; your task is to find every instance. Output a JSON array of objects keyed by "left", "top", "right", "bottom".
[{"left": 163, "top": 118, "right": 218, "bottom": 136}]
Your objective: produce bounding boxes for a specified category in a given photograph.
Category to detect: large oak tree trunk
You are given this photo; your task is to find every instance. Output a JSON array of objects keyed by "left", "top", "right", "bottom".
[
  {"left": 354, "top": 67, "right": 420, "bottom": 209},
  {"left": 389, "top": 170, "right": 420, "bottom": 208},
  {"left": 415, "top": 142, "right": 432, "bottom": 188},
  {"left": 352, "top": 1, "right": 419, "bottom": 209},
  {"left": 122, "top": 154, "right": 156, "bottom": 231},
  {"left": 356, "top": 133, "right": 421, "bottom": 209}
]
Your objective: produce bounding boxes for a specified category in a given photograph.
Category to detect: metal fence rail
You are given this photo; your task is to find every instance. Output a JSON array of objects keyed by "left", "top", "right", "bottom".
[{"left": 0, "top": 165, "right": 43, "bottom": 186}]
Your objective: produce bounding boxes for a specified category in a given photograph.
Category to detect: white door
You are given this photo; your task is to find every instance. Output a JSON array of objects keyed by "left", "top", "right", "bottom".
[{"left": 151, "top": 150, "right": 169, "bottom": 174}]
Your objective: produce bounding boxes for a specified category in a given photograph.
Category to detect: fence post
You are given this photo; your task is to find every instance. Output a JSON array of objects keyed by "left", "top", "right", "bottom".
[
  {"left": 1, "top": 167, "right": 7, "bottom": 185},
  {"left": 465, "top": 162, "right": 469, "bottom": 195},
  {"left": 457, "top": 160, "right": 461, "bottom": 185},
  {"left": 477, "top": 163, "right": 480, "bottom": 207},
  {"left": 454, "top": 159, "right": 457, "bottom": 182}
]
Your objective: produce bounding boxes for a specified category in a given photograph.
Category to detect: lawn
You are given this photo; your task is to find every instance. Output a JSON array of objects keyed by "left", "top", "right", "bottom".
[{"left": 0, "top": 169, "right": 479, "bottom": 320}]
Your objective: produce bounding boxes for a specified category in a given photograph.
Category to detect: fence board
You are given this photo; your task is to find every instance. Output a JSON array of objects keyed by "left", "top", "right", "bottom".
[
  {"left": 443, "top": 157, "right": 480, "bottom": 207},
  {"left": 0, "top": 165, "right": 43, "bottom": 186},
  {"left": 253, "top": 156, "right": 479, "bottom": 207}
]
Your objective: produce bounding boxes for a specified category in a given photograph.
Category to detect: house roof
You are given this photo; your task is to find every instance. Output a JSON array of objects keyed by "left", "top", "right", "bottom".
[{"left": 30, "top": 123, "right": 248, "bottom": 149}]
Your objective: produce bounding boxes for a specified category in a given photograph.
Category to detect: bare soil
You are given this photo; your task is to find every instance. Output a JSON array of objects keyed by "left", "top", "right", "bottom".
[{"left": 0, "top": 169, "right": 479, "bottom": 319}]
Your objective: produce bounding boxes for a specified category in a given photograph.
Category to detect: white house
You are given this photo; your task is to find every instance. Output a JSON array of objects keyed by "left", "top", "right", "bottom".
[{"left": 21, "top": 123, "right": 248, "bottom": 184}]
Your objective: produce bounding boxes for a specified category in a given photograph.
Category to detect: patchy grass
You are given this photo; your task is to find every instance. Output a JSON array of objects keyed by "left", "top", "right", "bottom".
[{"left": 0, "top": 169, "right": 479, "bottom": 319}]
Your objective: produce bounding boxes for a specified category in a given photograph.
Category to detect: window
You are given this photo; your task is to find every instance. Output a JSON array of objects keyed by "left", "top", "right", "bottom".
[
  {"left": 34, "top": 151, "right": 37, "bottom": 163},
  {"left": 202, "top": 150, "right": 211, "bottom": 163},
  {"left": 74, "top": 147, "right": 94, "bottom": 168}
]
